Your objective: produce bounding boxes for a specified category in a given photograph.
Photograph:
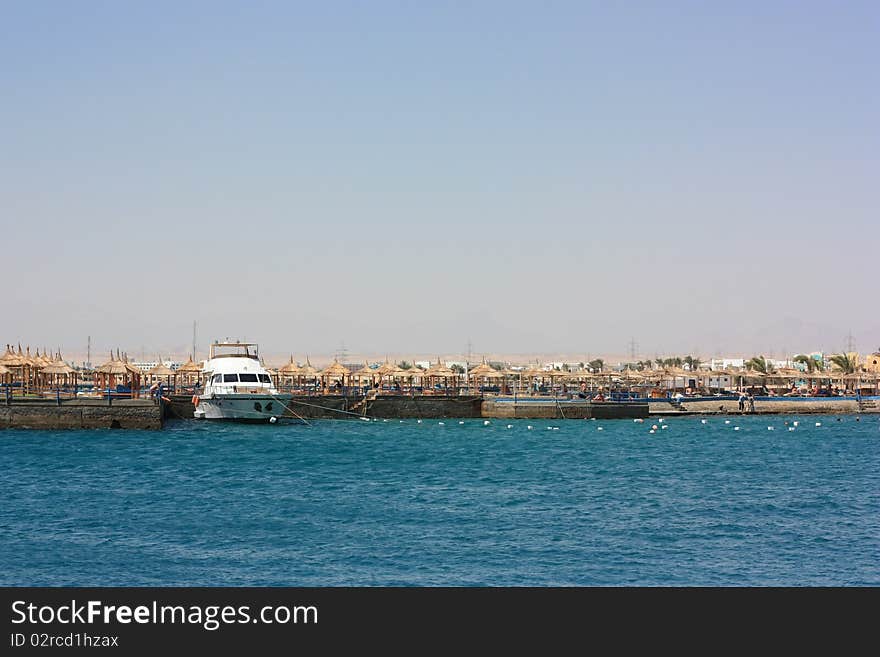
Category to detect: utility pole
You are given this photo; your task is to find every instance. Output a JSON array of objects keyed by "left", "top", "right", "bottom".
[
  {"left": 628, "top": 337, "right": 638, "bottom": 361},
  {"left": 192, "top": 321, "right": 197, "bottom": 361},
  {"left": 845, "top": 331, "right": 855, "bottom": 353},
  {"left": 86, "top": 335, "right": 91, "bottom": 369}
]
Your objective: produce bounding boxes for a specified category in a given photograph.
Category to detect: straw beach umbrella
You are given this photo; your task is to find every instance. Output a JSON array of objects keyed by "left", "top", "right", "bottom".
[
  {"left": 467, "top": 358, "right": 502, "bottom": 394},
  {"left": 148, "top": 360, "right": 176, "bottom": 390},
  {"left": 42, "top": 352, "right": 77, "bottom": 393},
  {"left": 278, "top": 356, "right": 301, "bottom": 389},
  {"left": 319, "top": 359, "right": 349, "bottom": 392},
  {"left": 351, "top": 362, "right": 377, "bottom": 391},
  {"left": 424, "top": 358, "right": 457, "bottom": 393},
  {"left": 0, "top": 363, "right": 10, "bottom": 396}
]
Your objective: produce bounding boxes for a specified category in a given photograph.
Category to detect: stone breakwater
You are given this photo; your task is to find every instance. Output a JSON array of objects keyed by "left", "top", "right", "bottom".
[
  {"left": 0, "top": 399, "right": 162, "bottom": 430},
  {"left": 650, "top": 398, "right": 877, "bottom": 415},
  {"left": 3, "top": 396, "right": 875, "bottom": 429}
]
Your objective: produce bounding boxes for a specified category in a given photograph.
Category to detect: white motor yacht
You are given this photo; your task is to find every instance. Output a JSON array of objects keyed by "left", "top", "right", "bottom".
[{"left": 194, "top": 342, "right": 291, "bottom": 422}]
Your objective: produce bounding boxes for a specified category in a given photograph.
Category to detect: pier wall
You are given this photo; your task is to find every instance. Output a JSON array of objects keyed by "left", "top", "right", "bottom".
[
  {"left": 0, "top": 400, "right": 163, "bottom": 430},
  {"left": 480, "top": 400, "right": 649, "bottom": 420},
  {"left": 165, "top": 395, "right": 483, "bottom": 420},
  {"left": 649, "top": 398, "right": 872, "bottom": 415}
]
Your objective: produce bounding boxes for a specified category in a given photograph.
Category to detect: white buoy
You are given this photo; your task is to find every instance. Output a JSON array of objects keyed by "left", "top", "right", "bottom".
[
  {"left": 527, "top": 425, "right": 533, "bottom": 430},
  {"left": 734, "top": 426, "right": 740, "bottom": 431},
  {"left": 815, "top": 422, "right": 821, "bottom": 427},
  {"left": 768, "top": 426, "right": 774, "bottom": 430},
  {"left": 459, "top": 421, "right": 465, "bottom": 425},
  {"left": 553, "top": 427, "right": 559, "bottom": 431},
  {"left": 597, "top": 427, "right": 603, "bottom": 431},
  {"left": 483, "top": 420, "right": 490, "bottom": 426},
  {"left": 383, "top": 419, "right": 388, "bottom": 422},
  {"left": 506, "top": 424, "right": 513, "bottom": 429},
  {"left": 417, "top": 419, "right": 422, "bottom": 424},
  {"left": 438, "top": 422, "right": 445, "bottom": 426},
  {"left": 793, "top": 421, "right": 799, "bottom": 426},
  {"left": 651, "top": 425, "right": 658, "bottom": 430},
  {"left": 661, "top": 425, "right": 668, "bottom": 430},
  {"left": 359, "top": 417, "right": 370, "bottom": 421},
  {"left": 399, "top": 420, "right": 404, "bottom": 423},
  {"left": 724, "top": 420, "right": 731, "bottom": 424},
  {"left": 649, "top": 429, "right": 655, "bottom": 434},
  {"left": 701, "top": 419, "right": 707, "bottom": 424},
  {"left": 269, "top": 416, "right": 277, "bottom": 424},
  {"left": 788, "top": 427, "right": 796, "bottom": 431}
]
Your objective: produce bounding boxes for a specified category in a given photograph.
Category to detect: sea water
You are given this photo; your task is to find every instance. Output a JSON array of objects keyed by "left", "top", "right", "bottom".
[{"left": 1, "top": 415, "right": 877, "bottom": 585}]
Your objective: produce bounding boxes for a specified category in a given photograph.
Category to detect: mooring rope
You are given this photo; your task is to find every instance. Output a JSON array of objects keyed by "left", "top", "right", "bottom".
[
  {"left": 268, "top": 393, "right": 311, "bottom": 426},
  {"left": 286, "top": 397, "right": 371, "bottom": 419}
]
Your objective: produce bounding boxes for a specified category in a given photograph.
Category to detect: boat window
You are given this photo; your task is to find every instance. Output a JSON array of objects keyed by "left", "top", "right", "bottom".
[
  {"left": 212, "top": 374, "right": 222, "bottom": 384},
  {"left": 258, "top": 374, "right": 271, "bottom": 383},
  {"left": 239, "top": 373, "right": 259, "bottom": 383},
  {"left": 223, "top": 374, "right": 239, "bottom": 383}
]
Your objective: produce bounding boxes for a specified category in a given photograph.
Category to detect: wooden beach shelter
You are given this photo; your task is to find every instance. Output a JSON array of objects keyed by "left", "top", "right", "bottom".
[
  {"left": 0, "top": 345, "right": 24, "bottom": 394},
  {"left": 319, "top": 359, "right": 349, "bottom": 392},
  {"left": 467, "top": 358, "right": 503, "bottom": 394},
  {"left": 1, "top": 345, "right": 33, "bottom": 394},
  {"left": 148, "top": 360, "right": 176, "bottom": 390},
  {"left": 373, "top": 359, "right": 397, "bottom": 387},
  {"left": 176, "top": 356, "right": 202, "bottom": 388},
  {"left": 95, "top": 350, "right": 142, "bottom": 398},
  {"left": 502, "top": 367, "right": 524, "bottom": 394},
  {"left": 298, "top": 357, "right": 319, "bottom": 389},
  {"left": 0, "top": 363, "right": 10, "bottom": 395},
  {"left": 398, "top": 362, "right": 425, "bottom": 392},
  {"left": 843, "top": 371, "right": 879, "bottom": 395},
  {"left": 424, "top": 358, "right": 457, "bottom": 393},
  {"left": 278, "top": 356, "right": 301, "bottom": 389},
  {"left": 41, "top": 352, "right": 78, "bottom": 394},
  {"left": 386, "top": 361, "right": 424, "bottom": 393},
  {"left": 351, "top": 362, "right": 377, "bottom": 390}
]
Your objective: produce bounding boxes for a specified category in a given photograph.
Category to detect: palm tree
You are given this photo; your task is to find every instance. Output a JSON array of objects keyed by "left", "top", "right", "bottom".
[
  {"left": 683, "top": 355, "right": 702, "bottom": 371},
  {"left": 746, "top": 356, "right": 773, "bottom": 374},
  {"left": 829, "top": 353, "right": 856, "bottom": 374},
  {"left": 793, "top": 354, "right": 821, "bottom": 373},
  {"left": 654, "top": 358, "right": 664, "bottom": 369},
  {"left": 588, "top": 359, "right": 604, "bottom": 373}
]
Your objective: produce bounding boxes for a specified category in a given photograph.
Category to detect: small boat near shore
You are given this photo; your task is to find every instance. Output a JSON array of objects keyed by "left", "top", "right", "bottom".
[{"left": 194, "top": 341, "right": 291, "bottom": 422}]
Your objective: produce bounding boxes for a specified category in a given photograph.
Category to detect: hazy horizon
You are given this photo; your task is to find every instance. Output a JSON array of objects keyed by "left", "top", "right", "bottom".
[{"left": 3, "top": 2, "right": 877, "bottom": 358}]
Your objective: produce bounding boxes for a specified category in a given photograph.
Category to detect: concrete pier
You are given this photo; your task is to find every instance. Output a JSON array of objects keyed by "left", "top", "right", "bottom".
[{"left": 1, "top": 399, "right": 163, "bottom": 430}]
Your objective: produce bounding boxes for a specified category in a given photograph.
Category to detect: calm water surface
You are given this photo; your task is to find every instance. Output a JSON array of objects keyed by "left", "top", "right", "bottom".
[{"left": 1, "top": 415, "right": 877, "bottom": 585}]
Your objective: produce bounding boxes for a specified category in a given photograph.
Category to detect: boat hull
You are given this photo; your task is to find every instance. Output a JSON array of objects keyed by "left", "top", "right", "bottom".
[{"left": 194, "top": 394, "right": 292, "bottom": 422}]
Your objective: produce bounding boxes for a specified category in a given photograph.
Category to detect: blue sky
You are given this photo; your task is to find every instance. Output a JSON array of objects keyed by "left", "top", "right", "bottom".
[{"left": 2, "top": 1, "right": 877, "bottom": 359}]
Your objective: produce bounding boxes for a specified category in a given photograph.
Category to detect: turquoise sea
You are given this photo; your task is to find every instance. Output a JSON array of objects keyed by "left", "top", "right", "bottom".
[{"left": 1, "top": 415, "right": 877, "bottom": 586}]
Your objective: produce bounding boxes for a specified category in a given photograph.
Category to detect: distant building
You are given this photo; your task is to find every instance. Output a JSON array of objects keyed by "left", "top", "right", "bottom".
[
  {"left": 864, "top": 353, "right": 880, "bottom": 373},
  {"left": 709, "top": 358, "right": 745, "bottom": 370},
  {"left": 130, "top": 360, "right": 182, "bottom": 372}
]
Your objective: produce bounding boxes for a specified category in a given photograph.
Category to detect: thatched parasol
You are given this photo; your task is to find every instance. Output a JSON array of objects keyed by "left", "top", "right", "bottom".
[
  {"left": 374, "top": 359, "right": 398, "bottom": 377},
  {"left": 0, "top": 345, "right": 25, "bottom": 367},
  {"left": 96, "top": 352, "right": 132, "bottom": 375},
  {"left": 176, "top": 356, "right": 202, "bottom": 374},
  {"left": 468, "top": 359, "right": 500, "bottom": 378},
  {"left": 425, "top": 358, "right": 455, "bottom": 377},
  {"left": 352, "top": 362, "right": 377, "bottom": 378},
  {"left": 320, "top": 359, "right": 349, "bottom": 378},
  {"left": 279, "top": 356, "right": 301, "bottom": 375},
  {"left": 42, "top": 357, "right": 76, "bottom": 376},
  {"left": 298, "top": 357, "right": 318, "bottom": 378},
  {"left": 148, "top": 362, "right": 176, "bottom": 377}
]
